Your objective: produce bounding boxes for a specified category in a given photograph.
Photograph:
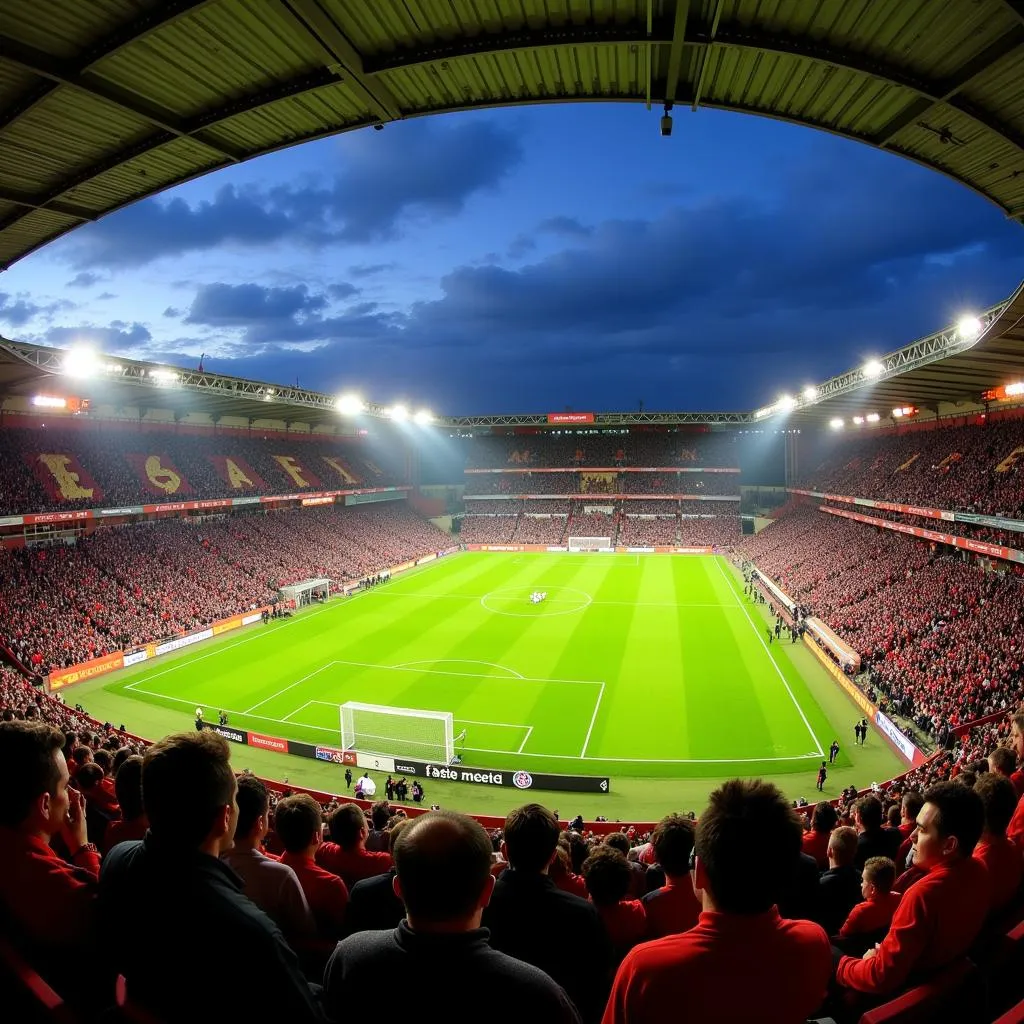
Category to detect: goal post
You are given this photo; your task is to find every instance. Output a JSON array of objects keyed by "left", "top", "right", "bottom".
[
  {"left": 567, "top": 536, "right": 613, "bottom": 551},
  {"left": 340, "top": 701, "right": 455, "bottom": 764}
]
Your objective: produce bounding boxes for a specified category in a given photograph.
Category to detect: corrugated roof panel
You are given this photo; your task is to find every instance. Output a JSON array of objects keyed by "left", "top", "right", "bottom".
[{"left": 2, "top": 0, "right": 134, "bottom": 59}]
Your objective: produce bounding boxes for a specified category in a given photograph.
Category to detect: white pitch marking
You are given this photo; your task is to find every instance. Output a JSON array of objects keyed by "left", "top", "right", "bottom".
[
  {"left": 579, "top": 682, "right": 606, "bottom": 757},
  {"left": 243, "top": 662, "right": 337, "bottom": 715},
  {"left": 516, "top": 725, "right": 534, "bottom": 754},
  {"left": 392, "top": 659, "right": 525, "bottom": 679}
]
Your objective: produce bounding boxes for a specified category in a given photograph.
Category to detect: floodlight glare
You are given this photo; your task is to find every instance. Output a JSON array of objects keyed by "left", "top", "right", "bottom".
[
  {"left": 1006, "top": 381, "right": 1024, "bottom": 397},
  {"left": 62, "top": 346, "right": 100, "bottom": 379},
  {"left": 863, "top": 360, "right": 885, "bottom": 378},
  {"left": 413, "top": 409, "right": 434, "bottom": 425},
  {"left": 829, "top": 417, "right": 844, "bottom": 430},
  {"left": 389, "top": 404, "right": 409, "bottom": 421},
  {"left": 336, "top": 393, "right": 364, "bottom": 415},
  {"left": 777, "top": 394, "right": 797, "bottom": 412},
  {"left": 852, "top": 416, "right": 865, "bottom": 425},
  {"left": 149, "top": 368, "right": 178, "bottom": 383},
  {"left": 802, "top": 386, "right": 818, "bottom": 401},
  {"left": 866, "top": 412, "right": 881, "bottom": 423},
  {"left": 957, "top": 315, "right": 983, "bottom": 341}
]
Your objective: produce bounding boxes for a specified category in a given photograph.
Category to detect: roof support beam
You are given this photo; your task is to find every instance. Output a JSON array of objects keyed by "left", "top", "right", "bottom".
[
  {"left": 0, "top": 34, "right": 244, "bottom": 162},
  {"left": 663, "top": 1, "right": 691, "bottom": 106},
  {"left": 872, "top": 25, "right": 1024, "bottom": 146},
  {"left": 691, "top": 0, "right": 725, "bottom": 111},
  {"left": 0, "top": 188, "right": 95, "bottom": 222},
  {"left": 281, "top": 0, "right": 403, "bottom": 121},
  {"left": 0, "top": 0, "right": 215, "bottom": 134},
  {"left": 1003, "top": 2, "right": 1024, "bottom": 27}
]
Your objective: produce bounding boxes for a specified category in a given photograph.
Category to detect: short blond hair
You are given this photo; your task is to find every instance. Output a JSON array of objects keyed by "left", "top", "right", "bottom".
[{"left": 828, "top": 825, "right": 858, "bottom": 866}]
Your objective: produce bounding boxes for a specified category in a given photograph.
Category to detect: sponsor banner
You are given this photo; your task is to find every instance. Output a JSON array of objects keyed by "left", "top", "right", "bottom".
[
  {"left": 547, "top": 545, "right": 568, "bottom": 552},
  {"left": 210, "top": 724, "right": 248, "bottom": 745},
  {"left": 141, "top": 499, "right": 233, "bottom": 514},
  {"left": 958, "top": 511, "right": 1024, "bottom": 534},
  {"left": 26, "top": 451, "right": 104, "bottom": 506},
  {"left": 416, "top": 552, "right": 437, "bottom": 565},
  {"left": 123, "top": 650, "right": 149, "bottom": 667},
  {"left": 207, "top": 455, "right": 268, "bottom": 492},
  {"left": 24, "top": 509, "right": 93, "bottom": 525},
  {"left": 49, "top": 650, "right": 125, "bottom": 690},
  {"left": 627, "top": 547, "right": 655, "bottom": 553},
  {"left": 357, "top": 752, "right": 396, "bottom": 773},
  {"left": 301, "top": 496, "right": 335, "bottom": 507},
  {"left": 0, "top": 515, "right": 24, "bottom": 527},
  {"left": 288, "top": 740, "right": 317, "bottom": 759},
  {"left": 804, "top": 637, "right": 877, "bottom": 720},
  {"left": 314, "top": 745, "right": 349, "bottom": 765},
  {"left": 231, "top": 496, "right": 263, "bottom": 506},
  {"left": 97, "top": 506, "right": 144, "bottom": 517},
  {"left": 154, "top": 627, "right": 213, "bottom": 657},
  {"left": 821, "top": 506, "right": 1024, "bottom": 565},
  {"left": 671, "top": 547, "right": 714, "bottom": 554},
  {"left": 547, "top": 412, "right": 595, "bottom": 424},
  {"left": 466, "top": 493, "right": 739, "bottom": 502},
  {"left": 404, "top": 761, "right": 609, "bottom": 794},
  {"left": 123, "top": 453, "right": 194, "bottom": 498},
  {"left": 465, "top": 466, "right": 738, "bottom": 474},
  {"left": 250, "top": 732, "right": 289, "bottom": 753},
  {"left": 242, "top": 612, "right": 263, "bottom": 626},
  {"left": 874, "top": 711, "right": 922, "bottom": 765},
  {"left": 805, "top": 616, "right": 860, "bottom": 672}
]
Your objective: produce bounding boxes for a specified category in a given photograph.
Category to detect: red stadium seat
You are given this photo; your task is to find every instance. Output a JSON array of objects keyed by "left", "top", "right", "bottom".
[
  {"left": 993, "top": 998, "right": 1024, "bottom": 1024},
  {"left": 856, "top": 957, "right": 982, "bottom": 1024},
  {"left": 0, "top": 936, "right": 80, "bottom": 1024}
]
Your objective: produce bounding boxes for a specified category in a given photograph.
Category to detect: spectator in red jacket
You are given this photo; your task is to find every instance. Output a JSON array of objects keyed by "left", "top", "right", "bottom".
[
  {"left": 583, "top": 845, "right": 647, "bottom": 960},
  {"left": 988, "top": 745, "right": 1023, "bottom": 798},
  {"left": 895, "top": 792, "right": 924, "bottom": 869},
  {"left": 1006, "top": 711, "right": 1024, "bottom": 846},
  {"left": 276, "top": 793, "right": 349, "bottom": 941},
  {"left": 837, "top": 857, "right": 901, "bottom": 955},
  {"left": 972, "top": 772, "right": 1023, "bottom": 915},
  {"left": 836, "top": 781, "right": 990, "bottom": 997},
  {"left": 641, "top": 813, "right": 701, "bottom": 938},
  {"left": 316, "top": 803, "right": 392, "bottom": 887},
  {"left": 603, "top": 780, "right": 832, "bottom": 1024},
  {"left": 0, "top": 720, "right": 100, "bottom": 956},
  {"left": 103, "top": 755, "right": 148, "bottom": 853},
  {"left": 802, "top": 802, "right": 838, "bottom": 870}
]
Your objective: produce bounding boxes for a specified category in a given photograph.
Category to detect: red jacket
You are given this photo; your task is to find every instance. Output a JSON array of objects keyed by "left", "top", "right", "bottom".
[
  {"left": 595, "top": 899, "right": 647, "bottom": 955},
  {"left": 642, "top": 881, "right": 702, "bottom": 939},
  {"left": 801, "top": 831, "right": 831, "bottom": 870},
  {"left": 1007, "top": 794, "right": 1024, "bottom": 848},
  {"left": 603, "top": 908, "right": 831, "bottom": 1024},
  {"left": 836, "top": 856, "right": 990, "bottom": 994},
  {"left": 839, "top": 891, "right": 902, "bottom": 938},
  {"left": 103, "top": 815, "right": 149, "bottom": 854},
  {"left": 315, "top": 842, "right": 392, "bottom": 888},
  {"left": 0, "top": 829, "right": 100, "bottom": 946},
  {"left": 280, "top": 851, "right": 349, "bottom": 940},
  {"left": 973, "top": 835, "right": 1023, "bottom": 913}
]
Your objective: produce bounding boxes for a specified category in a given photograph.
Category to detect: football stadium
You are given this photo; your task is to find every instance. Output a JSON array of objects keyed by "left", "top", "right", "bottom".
[{"left": 1, "top": 2, "right": 1024, "bottom": 1022}]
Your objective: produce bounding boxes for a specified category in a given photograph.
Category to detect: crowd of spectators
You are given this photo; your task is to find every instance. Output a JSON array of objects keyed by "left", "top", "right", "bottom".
[
  {"left": 465, "top": 473, "right": 739, "bottom": 497},
  {"left": 0, "top": 504, "right": 451, "bottom": 674},
  {"left": 514, "top": 516, "right": 570, "bottom": 544},
  {"left": 798, "top": 415, "right": 1024, "bottom": 518},
  {"left": 458, "top": 516, "right": 519, "bottom": 545},
  {"left": 465, "top": 433, "right": 739, "bottom": 469},
  {"left": 0, "top": 422, "right": 405, "bottom": 514},
  {"left": 617, "top": 517, "right": 679, "bottom": 546}
]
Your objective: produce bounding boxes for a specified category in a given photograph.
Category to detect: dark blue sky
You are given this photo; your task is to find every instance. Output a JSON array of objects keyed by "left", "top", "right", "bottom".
[{"left": 0, "top": 103, "right": 1021, "bottom": 415}]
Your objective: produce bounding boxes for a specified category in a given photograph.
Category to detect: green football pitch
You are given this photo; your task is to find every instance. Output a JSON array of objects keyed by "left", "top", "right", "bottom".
[{"left": 76, "top": 552, "right": 906, "bottom": 815}]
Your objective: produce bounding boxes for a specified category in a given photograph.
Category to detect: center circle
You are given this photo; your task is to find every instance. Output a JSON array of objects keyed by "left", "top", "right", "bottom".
[{"left": 480, "top": 586, "right": 593, "bottom": 618}]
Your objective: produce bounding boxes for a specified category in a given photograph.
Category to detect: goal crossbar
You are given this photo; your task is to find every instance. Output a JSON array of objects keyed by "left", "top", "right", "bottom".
[{"left": 340, "top": 701, "right": 455, "bottom": 764}]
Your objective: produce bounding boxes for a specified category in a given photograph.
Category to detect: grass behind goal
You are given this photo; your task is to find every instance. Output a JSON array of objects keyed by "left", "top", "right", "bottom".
[{"left": 90, "top": 552, "right": 899, "bottom": 784}]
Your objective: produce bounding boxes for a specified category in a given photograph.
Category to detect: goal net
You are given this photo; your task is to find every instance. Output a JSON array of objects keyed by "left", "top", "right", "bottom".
[
  {"left": 567, "top": 536, "right": 613, "bottom": 551},
  {"left": 340, "top": 701, "right": 455, "bottom": 764}
]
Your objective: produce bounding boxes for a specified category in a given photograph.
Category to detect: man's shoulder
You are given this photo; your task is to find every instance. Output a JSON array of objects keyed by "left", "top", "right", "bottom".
[
  {"left": 775, "top": 915, "right": 829, "bottom": 949},
  {"left": 99, "top": 838, "right": 146, "bottom": 878}
]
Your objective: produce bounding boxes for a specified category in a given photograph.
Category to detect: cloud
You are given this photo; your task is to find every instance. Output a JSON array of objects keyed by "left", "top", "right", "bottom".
[
  {"left": 328, "top": 283, "right": 360, "bottom": 300},
  {"left": 46, "top": 322, "right": 152, "bottom": 351},
  {"left": 163, "top": 307, "right": 182, "bottom": 318},
  {"left": 66, "top": 271, "right": 103, "bottom": 288},
  {"left": 349, "top": 263, "right": 396, "bottom": 278},
  {"left": 0, "top": 292, "right": 75, "bottom": 328},
  {"left": 185, "top": 283, "right": 327, "bottom": 328},
  {"left": 57, "top": 120, "right": 523, "bottom": 269},
  {"left": 537, "top": 216, "right": 592, "bottom": 238},
  {"left": 97, "top": 292, "right": 117, "bottom": 300}
]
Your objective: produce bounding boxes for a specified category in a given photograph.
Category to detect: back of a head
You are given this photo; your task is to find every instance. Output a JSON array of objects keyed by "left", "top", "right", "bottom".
[
  {"left": 924, "top": 781, "right": 985, "bottom": 858},
  {"left": 811, "top": 801, "right": 838, "bottom": 835},
  {"left": 77, "top": 762, "right": 104, "bottom": 791},
  {"left": 370, "top": 800, "right": 390, "bottom": 830},
  {"left": 503, "top": 803, "right": 560, "bottom": 873},
  {"left": 387, "top": 816, "right": 410, "bottom": 854},
  {"left": 393, "top": 810, "right": 492, "bottom": 922},
  {"left": 695, "top": 779, "right": 802, "bottom": 915},
  {"left": 863, "top": 856, "right": 896, "bottom": 893},
  {"left": 0, "top": 721, "right": 63, "bottom": 828},
  {"left": 274, "top": 793, "right": 322, "bottom": 853},
  {"left": 604, "top": 832, "right": 630, "bottom": 856},
  {"left": 988, "top": 746, "right": 1017, "bottom": 776},
  {"left": 327, "top": 803, "right": 365, "bottom": 848},
  {"left": 901, "top": 791, "right": 924, "bottom": 821},
  {"left": 142, "top": 731, "right": 235, "bottom": 848},
  {"left": 652, "top": 813, "right": 695, "bottom": 876},
  {"left": 582, "top": 846, "right": 632, "bottom": 906},
  {"left": 973, "top": 773, "right": 1018, "bottom": 837},
  {"left": 828, "top": 826, "right": 858, "bottom": 867},
  {"left": 114, "top": 755, "right": 145, "bottom": 821},
  {"left": 855, "top": 795, "right": 883, "bottom": 830},
  {"left": 234, "top": 774, "right": 269, "bottom": 839}
]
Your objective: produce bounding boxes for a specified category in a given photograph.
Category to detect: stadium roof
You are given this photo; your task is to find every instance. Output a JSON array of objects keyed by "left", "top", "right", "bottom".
[
  {"left": 2, "top": 0, "right": 1024, "bottom": 270},
  {"left": 2, "top": 280, "right": 1024, "bottom": 428}
]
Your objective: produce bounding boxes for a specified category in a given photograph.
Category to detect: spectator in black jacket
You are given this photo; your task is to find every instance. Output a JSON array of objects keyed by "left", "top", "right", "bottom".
[
  {"left": 483, "top": 803, "right": 612, "bottom": 1023},
  {"left": 323, "top": 810, "right": 579, "bottom": 1024},
  {"left": 344, "top": 818, "right": 409, "bottom": 935},
  {"left": 853, "top": 795, "right": 902, "bottom": 869},
  {"left": 817, "top": 826, "right": 862, "bottom": 936}
]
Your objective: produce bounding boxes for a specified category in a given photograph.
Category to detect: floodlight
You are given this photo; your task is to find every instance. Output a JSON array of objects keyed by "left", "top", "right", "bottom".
[
  {"left": 866, "top": 412, "right": 880, "bottom": 423},
  {"left": 777, "top": 394, "right": 797, "bottom": 412},
  {"left": 33, "top": 395, "right": 66, "bottom": 408},
  {"left": 802, "top": 386, "right": 818, "bottom": 401},
  {"left": 829, "top": 417, "right": 844, "bottom": 430},
  {"left": 1006, "top": 381, "right": 1024, "bottom": 397},
  {"left": 149, "top": 368, "right": 178, "bottom": 383},
  {"left": 660, "top": 103, "right": 673, "bottom": 137},
  {"left": 862, "top": 360, "right": 885, "bottom": 378},
  {"left": 852, "top": 416, "right": 865, "bottom": 425},
  {"left": 336, "top": 393, "right": 364, "bottom": 415},
  {"left": 62, "top": 346, "right": 100, "bottom": 379},
  {"left": 389, "top": 404, "right": 409, "bottom": 421},
  {"left": 957, "top": 315, "right": 982, "bottom": 341},
  {"left": 413, "top": 409, "right": 434, "bottom": 425}
]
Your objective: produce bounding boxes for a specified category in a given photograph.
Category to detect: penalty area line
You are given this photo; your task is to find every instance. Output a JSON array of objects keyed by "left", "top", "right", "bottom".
[{"left": 579, "top": 682, "right": 606, "bottom": 758}]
